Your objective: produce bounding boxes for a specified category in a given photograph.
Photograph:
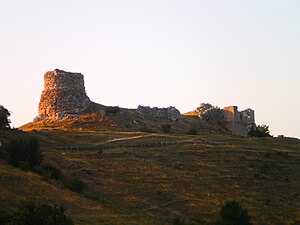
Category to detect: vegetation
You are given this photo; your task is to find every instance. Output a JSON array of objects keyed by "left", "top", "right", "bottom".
[
  {"left": 7, "top": 201, "right": 73, "bottom": 225},
  {"left": 215, "top": 201, "right": 252, "bottom": 225},
  {"left": 0, "top": 209, "right": 12, "bottom": 225},
  {"left": 0, "top": 105, "right": 11, "bottom": 129},
  {"left": 186, "top": 127, "right": 198, "bottom": 135},
  {"left": 249, "top": 125, "right": 271, "bottom": 137},
  {"left": 105, "top": 106, "right": 120, "bottom": 115},
  {"left": 161, "top": 124, "right": 171, "bottom": 133},
  {"left": 140, "top": 127, "right": 154, "bottom": 133},
  {"left": 0, "top": 129, "right": 300, "bottom": 224},
  {"left": 4, "top": 138, "right": 42, "bottom": 168},
  {"left": 36, "top": 163, "right": 62, "bottom": 180},
  {"left": 63, "top": 177, "right": 85, "bottom": 193}
]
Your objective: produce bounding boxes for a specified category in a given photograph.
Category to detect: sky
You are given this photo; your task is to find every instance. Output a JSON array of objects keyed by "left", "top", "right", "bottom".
[{"left": 0, "top": 0, "right": 299, "bottom": 138}]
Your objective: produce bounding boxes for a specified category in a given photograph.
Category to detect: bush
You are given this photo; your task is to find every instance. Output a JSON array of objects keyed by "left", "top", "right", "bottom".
[
  {"left": 8, "top": 201, "right": 74, "bottom": 225},
  {"left": 37, "top": 164, "right": 62, "bottom": 180},
  {"left": 187, "top": 127, "right": 198, "bottom": 135},
  {"left": 161, "top": 124, "right": 171, "bottom": 133},
  {"left": 64, "top": 177, "right": 85, "bottom": 193},
  {"left": 0, "top": 105, "right": 11, "bottom": 130},
  {"left": 4, "top": 138, "right": 42, "bottom": 168},
  {"left": 0, "top": 209, "right": 12, "bottom": 225},
  {"left": 140, "top": 127, "right": 154, "bottom": 133},
  {"left": 105, "top": 106, "right": 120, "bottom": 115},
  {"left": 249, "top": 125, "right": 271, "bottom": 137},
  {"left": 215, "top": 200, "right": 252, "bottom": 225}
]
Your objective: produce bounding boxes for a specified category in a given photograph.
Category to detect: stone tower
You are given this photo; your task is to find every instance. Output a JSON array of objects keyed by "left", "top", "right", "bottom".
[
  {"left": 223, "top": 106, "right": 255, "bottom": 136},
  {"left": 35, "top": 69, "right": 91, "bottom": 121}
]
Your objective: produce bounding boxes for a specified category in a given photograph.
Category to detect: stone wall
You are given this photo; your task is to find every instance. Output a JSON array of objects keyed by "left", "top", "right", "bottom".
[
  {"left": 223, "top": 106, "right": 255, "bottom": 136},
  {"left": 137, "top": 106, "right": 181, "bottom": 121},
  {"left": 192, "top": 103, "right": 255, "bottom": 136},
  {"left": 35, "top": 69, "right": 91, "bottom": 121}
]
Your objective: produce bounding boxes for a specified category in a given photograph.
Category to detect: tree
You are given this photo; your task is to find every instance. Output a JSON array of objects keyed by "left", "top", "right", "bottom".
[
  {"left": 249, "top": 125, "right": 271, "bottom": 137},
  {"left": 4, "top": 138, "right": 43, "bottom": 168},
  {"left": 0, "top": 105, "right": 11, "bottom": 129},
  {"left": 215, "top": 201, "right": 252, "bottom": 225},
  {"left": 8, "top": 201, "right": 74, "bottom": 225}
]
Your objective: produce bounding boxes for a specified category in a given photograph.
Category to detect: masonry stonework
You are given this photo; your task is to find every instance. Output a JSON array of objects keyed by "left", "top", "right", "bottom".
[
  {"left": 223, "top": 106, "right": 255, "bottom": 136},
  {"left": 193, "top": 103, "right": 255, "bottom": 136},
  {"left": 35, "top": 69, "right": 91, "bottom": 121}
]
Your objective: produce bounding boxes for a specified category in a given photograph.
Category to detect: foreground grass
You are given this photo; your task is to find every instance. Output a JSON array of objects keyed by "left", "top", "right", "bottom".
[{"left": 1, "top": 130, "right": 300, "bottom": 225}]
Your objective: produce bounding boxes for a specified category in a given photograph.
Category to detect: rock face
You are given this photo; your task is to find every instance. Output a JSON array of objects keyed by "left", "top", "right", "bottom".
[
  {"left": 35, "top": 69, "right": 91, "bottom": 121},
  {"left": 137, "top": 106, "right": 181, "bottom": 121}
]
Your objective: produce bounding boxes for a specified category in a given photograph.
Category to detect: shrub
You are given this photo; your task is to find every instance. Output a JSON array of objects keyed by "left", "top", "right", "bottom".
[
  {"left": 187, "top": 127, "right": 198, "bottom": 135},
  {"left": 140, "top": 127, "right": 154, "bottom": 133},
  {"left": 0, "top": 209, "right": 12, "bottom": 225},
  {"left": 105, "top": 106, "right": 120, "bottom": 115},
  {"left": 215, "top": 200, "right": 252, "bottom": 225},
  {"left": 249, "top": 125, "right": 271, "bottom": 137},
  {"left": 161, "top": 124, "right": 171, "bottom": 133},
  {"left": 8, "top": 201, "right": 74, "bottom": 225},
  {"left": 37, "top": 164, "right": 62, "bottom": 180},
  {"left": 64, "top": 177, "right": 85, "bottom": 193},
  {"left": 4, "top": 138, "right": 42, "bottom": 168}
]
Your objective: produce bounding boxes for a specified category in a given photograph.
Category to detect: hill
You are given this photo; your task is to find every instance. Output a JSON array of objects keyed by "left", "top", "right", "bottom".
[{"left": 1, "top": 129, "right": 300, "bottom": 225}]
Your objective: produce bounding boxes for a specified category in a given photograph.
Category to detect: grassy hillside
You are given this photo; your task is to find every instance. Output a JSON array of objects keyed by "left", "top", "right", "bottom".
[{"left": 1, "top": 129, "right": 300, "bottom": 225}]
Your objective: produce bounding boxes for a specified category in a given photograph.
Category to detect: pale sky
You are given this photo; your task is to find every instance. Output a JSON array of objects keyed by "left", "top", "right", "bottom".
[{"left": 0, "top": 0, "right": 299, "bottom": 138}]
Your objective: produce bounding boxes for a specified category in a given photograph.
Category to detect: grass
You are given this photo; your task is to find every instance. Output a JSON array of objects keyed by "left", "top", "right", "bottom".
[{"left": 1, "top": 129, "right": 300, "bottom": 225}]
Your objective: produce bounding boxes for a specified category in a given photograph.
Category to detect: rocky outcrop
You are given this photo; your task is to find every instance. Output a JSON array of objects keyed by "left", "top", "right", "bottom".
[
  {"left": 137, "top": 106, "right": 181, "bottom": 121},
  {"left": 35, "top": 69, "right": 91, "bottom": 121}
]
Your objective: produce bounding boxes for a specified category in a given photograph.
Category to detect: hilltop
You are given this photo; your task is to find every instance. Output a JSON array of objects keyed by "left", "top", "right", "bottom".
[
  {"left": 2, "top": 70, "right": 299, "bottom": 225},
  {"left": 21, "top": 69, "right": 254, "bottom": 137}
]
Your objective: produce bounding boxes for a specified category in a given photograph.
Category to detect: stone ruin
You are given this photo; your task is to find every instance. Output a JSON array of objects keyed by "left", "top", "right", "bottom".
[
  {"left": 136, "top": 105, "right": 181, "bottom": 121},
  {"left": 35, "top": 69, "right": 91, "bottom": 121},
  {"left": 33, "top": 69, "right": 255, "bottom": 137},
  {"left": 223, "top": 106, "right": 255, "bottom": 136},
  {"left": 195, "top": 103, "right": 256, "bottom": 136}
]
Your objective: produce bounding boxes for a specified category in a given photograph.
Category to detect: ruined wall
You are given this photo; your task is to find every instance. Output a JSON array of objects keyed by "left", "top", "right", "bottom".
[
  {"left": 223, "top": 106, "right": 255, "bottom": 136},
  {"left": 192, "top": 103, "right": 255, "bottom": 136},
  {"left": 35, "top": 69, "right": 91, "bottom": 121},
  {"left": 137, "top": 106, "right": 181, "bottom": 121}
]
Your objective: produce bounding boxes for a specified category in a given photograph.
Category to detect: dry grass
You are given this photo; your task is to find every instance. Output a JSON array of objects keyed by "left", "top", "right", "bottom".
[{"left": 1, "top": 129, "right": 300, "bottom": 225}]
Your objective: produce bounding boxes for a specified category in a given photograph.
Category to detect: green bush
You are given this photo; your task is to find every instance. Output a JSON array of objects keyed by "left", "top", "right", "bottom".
[
  {"left": 0, "top": 209, "right": 12, "bottom": 225},
  {"left": 4, "top": 138, "right": 42, "bottom": 168},
  {"left": 161, "top": 124, "right": 171, "bottom": 133},
  {"left": 215, "top": 201, "right": 252, "bottom": 225},
  {"left": 186, "top": 127, "right": 198, "bottom": 135},
  {"left": 105, "top": 106, "right": 120, "bottom": 115},
  {"left": 8, "top": 201, "right": 74, "bottom": 225},
  {"left": 36, "top": 164, "right": 62, "bottom": 180},
  {"left": 140, "top": 127, "right": 154, "bottom": 133},
  {"left": 249, "top": 125, "right": 271, "bottom": 137},
  {"left": 64, "top": 177, "right": 85, "bottom": 193}
]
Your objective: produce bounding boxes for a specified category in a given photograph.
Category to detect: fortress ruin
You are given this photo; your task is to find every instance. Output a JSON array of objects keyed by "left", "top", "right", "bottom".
[
  {"left": 33, "top": 69, "right": 255, "bottom": 136},
  {"left": 35, "top": 69, "right": 91, "bottom": 121},
  {"left": 194, "top": 103, "right": 256, "bottom": 136}
]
